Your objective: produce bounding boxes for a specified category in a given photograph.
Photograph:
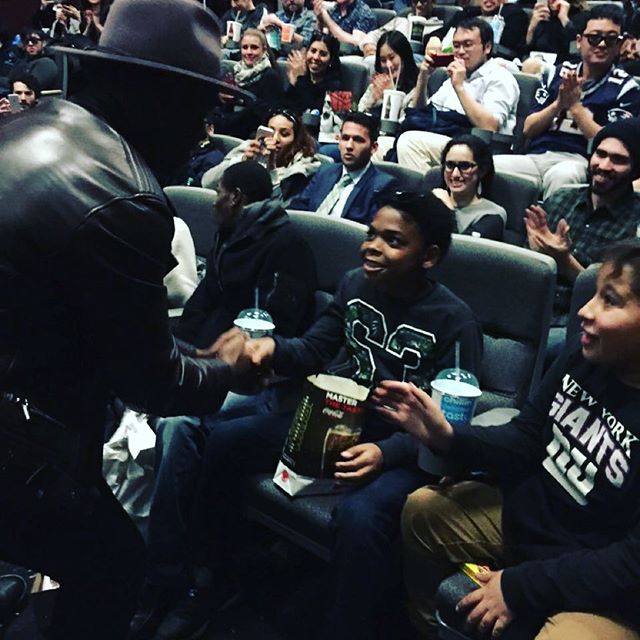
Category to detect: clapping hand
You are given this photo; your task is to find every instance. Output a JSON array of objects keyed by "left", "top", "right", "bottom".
[
  {"left": 371, "top": 72, "right": 393, "bottom": 102},
  {"left": 530, "top": 1, "right": 551, "bottom": 25},
  {"left": 525, "top": 204, "right": 571, "bottom": 262},
  {"left": 558, "top": 70, "right": 582, "bottom": 110},
  {"left": 287, "top": 49, "right": 307, "bottom": 83}
]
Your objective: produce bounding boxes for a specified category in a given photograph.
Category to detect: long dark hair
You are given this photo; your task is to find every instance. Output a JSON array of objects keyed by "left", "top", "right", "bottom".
[
  {"left": 375, "top": 31, "right": 418, "bottom": 94},
  {"left": 440, "top": 134, "right": 495, "bottom": 194},
  {"left": 267, "top": 108, "right": 316, "bottom": 166},
  {"left": 307, "top": 31, "right": 341, "bottom": 82}
]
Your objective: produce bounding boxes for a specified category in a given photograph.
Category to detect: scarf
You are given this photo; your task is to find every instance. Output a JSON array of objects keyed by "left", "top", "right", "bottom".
[{"left": 234, "top": 54, "right": 272, "bottom": 88}]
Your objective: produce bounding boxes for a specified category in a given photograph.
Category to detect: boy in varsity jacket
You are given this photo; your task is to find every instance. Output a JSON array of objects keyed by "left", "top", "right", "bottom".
[
  {"left": 377, "top": 239, "right": 640, "bottom": 640},
  {"left": 154, "top": 191, "right": 482, "bottom": 640}
]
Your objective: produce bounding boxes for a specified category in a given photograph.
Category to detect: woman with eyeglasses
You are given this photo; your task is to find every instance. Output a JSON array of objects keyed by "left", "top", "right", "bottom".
[
  {"left": 212, "top": 28, "right": 282, "bottom": 139},
  {"left": 283, "top": 32, "right": 343, "bottom": 113},
  {"left": 202, "top": 109, "right": 321, "bottom": 206},
  {"left": 432, "top": 134, "right": 507, "bottom": 240}
]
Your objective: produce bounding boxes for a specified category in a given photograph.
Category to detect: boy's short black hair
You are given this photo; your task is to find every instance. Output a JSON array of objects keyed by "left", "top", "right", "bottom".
[
  {"left": 341, "top": 112, "right": 379, "bottom": 142},
  {"left": 221, "top": 160, "right": 273, "bottom": 204},
  {"left": 601, "top": 239, "right": 640, "bottom": 298},
  {"left": 379, "top": 191, "right": 454, "bottom": 261},
  {"left": 455, "top": 17, "right": 494, "bottom": 52},
  {"left": 583, "top": 4, "right": 624, "bottom": 30}
]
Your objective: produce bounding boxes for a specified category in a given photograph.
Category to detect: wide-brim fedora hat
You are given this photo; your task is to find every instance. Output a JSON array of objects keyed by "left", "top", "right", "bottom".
[{"left": 50, "top": 0, "right": 254, "bottom": 102}]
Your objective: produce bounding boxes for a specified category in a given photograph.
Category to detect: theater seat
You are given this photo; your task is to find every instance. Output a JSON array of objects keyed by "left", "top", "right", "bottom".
[
  {"left": 340, "top": 59, "right": 371, "bottom": 103},
  {"left": 372, "top": 160, "right": 426, "bottom": 191},
  {"left": 243, "top": 234, "right": 556, "bottom": 559}
]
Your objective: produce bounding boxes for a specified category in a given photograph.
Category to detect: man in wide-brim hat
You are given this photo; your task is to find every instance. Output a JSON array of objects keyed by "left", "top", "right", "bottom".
[{"left": 0, "top": 1, "right": 255, "bottom": 639}]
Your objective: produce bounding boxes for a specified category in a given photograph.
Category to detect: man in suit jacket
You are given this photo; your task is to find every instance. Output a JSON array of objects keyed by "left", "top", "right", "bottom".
[{"left": 290, "top": 112, "right": 398, "bottom": 224}]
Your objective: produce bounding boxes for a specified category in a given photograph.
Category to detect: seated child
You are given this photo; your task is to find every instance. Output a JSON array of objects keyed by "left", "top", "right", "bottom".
[
  {"left": 151, "top": 191, "right": 483, "bottom": 640},
  {"left": 374, "top": 239, "right": 640, "bottom": 640}
]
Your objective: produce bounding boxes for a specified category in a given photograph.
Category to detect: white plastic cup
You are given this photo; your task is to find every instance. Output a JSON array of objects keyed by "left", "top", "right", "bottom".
[
  {"left": 227, "top": 20, "right": 242, "bottom": 42},
  {"left": 381, "top": 89, "right": 405, "bottom": 122},
  {"left": 408, "top": 15, "right": 427, "bottom": 42},
  {"left": 418, "top": 378, "right": 481, "bottom": 475},
  {"left": 234, "top": 308, "right": 275, "bottom": 338}
]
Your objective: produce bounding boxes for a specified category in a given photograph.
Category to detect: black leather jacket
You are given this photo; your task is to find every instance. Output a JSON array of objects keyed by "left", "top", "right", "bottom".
[{"left": 0, "top": 99, "right": 232, "bottom": 480}]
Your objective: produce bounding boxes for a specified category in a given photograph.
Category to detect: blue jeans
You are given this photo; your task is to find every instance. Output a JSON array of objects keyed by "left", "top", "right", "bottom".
[
  {"left": 145, "top": 390, "right": 273, "bottom": 586},
  {"left": 192, "top": 411, "right": 429, "bottom": 640}
]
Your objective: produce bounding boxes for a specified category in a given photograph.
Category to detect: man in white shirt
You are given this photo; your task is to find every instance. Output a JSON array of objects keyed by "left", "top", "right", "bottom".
[{"left": 396, "top": 17, "right": 520, "bottom": 170}]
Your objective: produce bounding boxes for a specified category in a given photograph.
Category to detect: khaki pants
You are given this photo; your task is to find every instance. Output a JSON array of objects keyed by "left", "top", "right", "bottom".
[{"left": 401, "top": 481, "right": 639, "bottom": 640}]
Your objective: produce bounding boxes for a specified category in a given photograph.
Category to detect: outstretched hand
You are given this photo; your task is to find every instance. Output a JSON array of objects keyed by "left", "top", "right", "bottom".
[{"left": 334, "top": 443, "right": 383, "bottom": 482}]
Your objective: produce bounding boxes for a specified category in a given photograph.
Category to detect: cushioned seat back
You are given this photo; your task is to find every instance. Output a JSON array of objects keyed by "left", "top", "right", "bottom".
[
  {"left": 372, "top": 161, "right": 426, "bottom": 191},
  {"left": 164, "top": 186, "right": 218, "bottom": 258},
  {"left": 209, "top": 133, "right": 244, "bottom": 156},
  {"left": 372, "top": 7, "right": 396, "bottom": 27},
  {"left": 430, "top": 235, "right": 556, "bottom": 411},
  {"left": 340, "top": 59, "right": 371, "bottom": 103},
  {"left": 512, "top": 72, "right": 542, "bottom": 153},
  {"left": 287, "top": 211, "right": 367, "bottom": 314},
  {"left": 423, "top": 168, "right": 538, "bottom": 246},
  {"left": 566, "top": 263, "right": 599, "bottom": 342}
]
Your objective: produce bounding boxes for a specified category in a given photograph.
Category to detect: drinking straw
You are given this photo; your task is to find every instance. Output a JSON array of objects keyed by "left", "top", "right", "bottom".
[
  {"left": 386, "top": 61, "right": 394, "bottom": 87},
  {"left": 254, "top": 287, "right": 259, "bottom": 310},
  {"left": 394, "top": 60, "right": 402, "bottom": 90},
  {"left": 454, "top": 340, "right": 461, "bottom": 381},
  {"left": 235, "top": 10, "right": 240, "bottom": 20}
]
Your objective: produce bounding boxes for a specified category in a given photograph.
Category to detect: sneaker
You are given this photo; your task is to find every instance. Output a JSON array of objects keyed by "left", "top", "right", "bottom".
[{"left": 154, "top": 581, "right": 241, "bottom": 640}]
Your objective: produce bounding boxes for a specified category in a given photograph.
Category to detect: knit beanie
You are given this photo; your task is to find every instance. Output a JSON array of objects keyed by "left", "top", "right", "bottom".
[{"left": 591, "top": 118, "right": 640, "bottom": 180}]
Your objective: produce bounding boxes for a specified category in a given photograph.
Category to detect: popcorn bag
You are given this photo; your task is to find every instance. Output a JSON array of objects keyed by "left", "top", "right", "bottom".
[{"left": 273, "top": 374, "right": 369, "bottom": 496}]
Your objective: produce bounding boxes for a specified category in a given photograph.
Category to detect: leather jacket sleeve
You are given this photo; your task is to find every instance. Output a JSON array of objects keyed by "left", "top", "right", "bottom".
[{"left": 60, "top": 192, "right": 233, "bottom": 417}]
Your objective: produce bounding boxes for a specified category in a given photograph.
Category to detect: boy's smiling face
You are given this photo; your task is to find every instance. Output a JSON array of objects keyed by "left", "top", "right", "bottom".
[
  {"left": 361, "top": 206, "right": 435, "bottom": 293},
  {"left": 579, "top": 263, "right": 640, "bottom": 381}
]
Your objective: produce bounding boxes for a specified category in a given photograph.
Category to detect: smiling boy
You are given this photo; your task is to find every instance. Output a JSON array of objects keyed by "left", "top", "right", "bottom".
[
  {"left": 155, "top": 192, "right": 482, "bottom": 640},
  {"left": 376, "top": 239, "right": 640, "bottom": 640}
]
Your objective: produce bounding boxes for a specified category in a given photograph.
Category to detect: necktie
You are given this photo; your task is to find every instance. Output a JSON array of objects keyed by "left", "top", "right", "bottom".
[{"left": 316, "top": 173, "right": 353, "bottom": 217}]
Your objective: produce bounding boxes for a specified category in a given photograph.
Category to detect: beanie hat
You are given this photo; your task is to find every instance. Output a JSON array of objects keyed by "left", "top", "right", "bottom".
[
  {"left": 221, "top": 161, "right": 273, "bottom": 204},
  {"left": 591, "top": 118, "right": 640, "bottom": 180}
]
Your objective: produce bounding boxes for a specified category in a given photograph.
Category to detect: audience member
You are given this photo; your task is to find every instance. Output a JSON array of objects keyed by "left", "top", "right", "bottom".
[
  {"left": 525, "top": 119, "right": 640, "bottom": 334},
  {"left": 49, "top": 3, "right": 81, "bottom": 39},
  {"left": 202, "top": 109, "right": 321, "bottom": 205},
  {"left": 221, "top": 0, "right": 269, "bottom": 53},
  {"left": 290, "top": 112, "right": 399, "bottom": 224},
  {"left": 183, "top": 110, "right": 225, "bottom": 187},
  {"left": 10, "top": 28, "right": 58, "bottom": 90},
  {"left": 311, "top": 0, "right": 376, "bottom": 50},
  {"left": 376, "top": 239, "right": 640, "bottom": 640},
  {"left": 396, "top": 18, "right": 519, "bottom": 170},
  {"left": 0, "top": 72, "right": 40, "bottom": 114},
  {"left": 358, "top": 31, "right": 418, "bottom": 121},
  {"left": 158, "top": 190, "right": 482, "bottom": 640},
  {"left": 211, "top": 29, "right": 281, "bottom": 139},
  {"left": 80, "top": 0, "right": 112, "bottom": 43},
  {"left": 259, "top": 0, "right": 317, "bottom": 55},
  {"left": 433, "top": 134, "right": 506, "bottom": 240},
  {"left": 358, "top": 0, "right": 444, "bottom": 61},
  {"left": 443, "top": 0, "right": 529, "bottom": 60},
  {"left": 283, "top": 32, "right": 342, "bottom": 113},
  {"left": 494, "top": 5, "right": 640, "bottom": 199},
  {"left": 525, "top": 0, "right": 586, "bottom": 62},
  {"left": 130, "top": 161, "right": 317, "bottom": 639}
]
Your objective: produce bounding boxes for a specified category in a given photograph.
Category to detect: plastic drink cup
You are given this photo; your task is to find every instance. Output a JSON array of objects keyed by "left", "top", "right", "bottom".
[
  {"left": 417, "top": 374, "right": 481, "bottom": 475},
  {"left": 281, "top": 23, "right": 295, "bottom": 43},
  {"left": 408, "top": 15, "right": 427, "bottom": 42},
  {"left": 227, "top": 20, "right": 242, "bottom": 42},
  {"left": 381, "top": 89, "right": 405, "bottom": 122},
  {"left": 266, "top": 27, "right": 281, "bottom": 49},
  {"left": 233, "top": 308, "right": 275, "bottom": 338}
]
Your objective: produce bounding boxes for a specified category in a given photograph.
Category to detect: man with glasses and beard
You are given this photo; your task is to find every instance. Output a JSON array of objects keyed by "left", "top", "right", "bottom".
[
  {"left": 524, "top": 119, "right": 640, "bottom": 344},
  {"left": 494, "top": 5, "right": 640, "bottom": 199}
]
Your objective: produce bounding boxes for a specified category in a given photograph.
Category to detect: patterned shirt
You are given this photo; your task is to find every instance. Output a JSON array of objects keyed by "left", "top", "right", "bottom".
[
  {"left": 544, "top": 185, "right": 640, "bottom": 317},
  {"left": 276, "top": 7, "right": 317, "bottom": 48},
  {"left": 328, "top": 0, "right": 376, "bottom": 35},
  {"left": 529, "top": 61, "right": 640, "bottom": 157}
]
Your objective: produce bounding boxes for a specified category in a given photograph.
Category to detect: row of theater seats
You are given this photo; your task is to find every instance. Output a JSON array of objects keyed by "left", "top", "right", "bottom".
[{"left": 165, "top": 183, "right": 601, "bottom": 638}]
